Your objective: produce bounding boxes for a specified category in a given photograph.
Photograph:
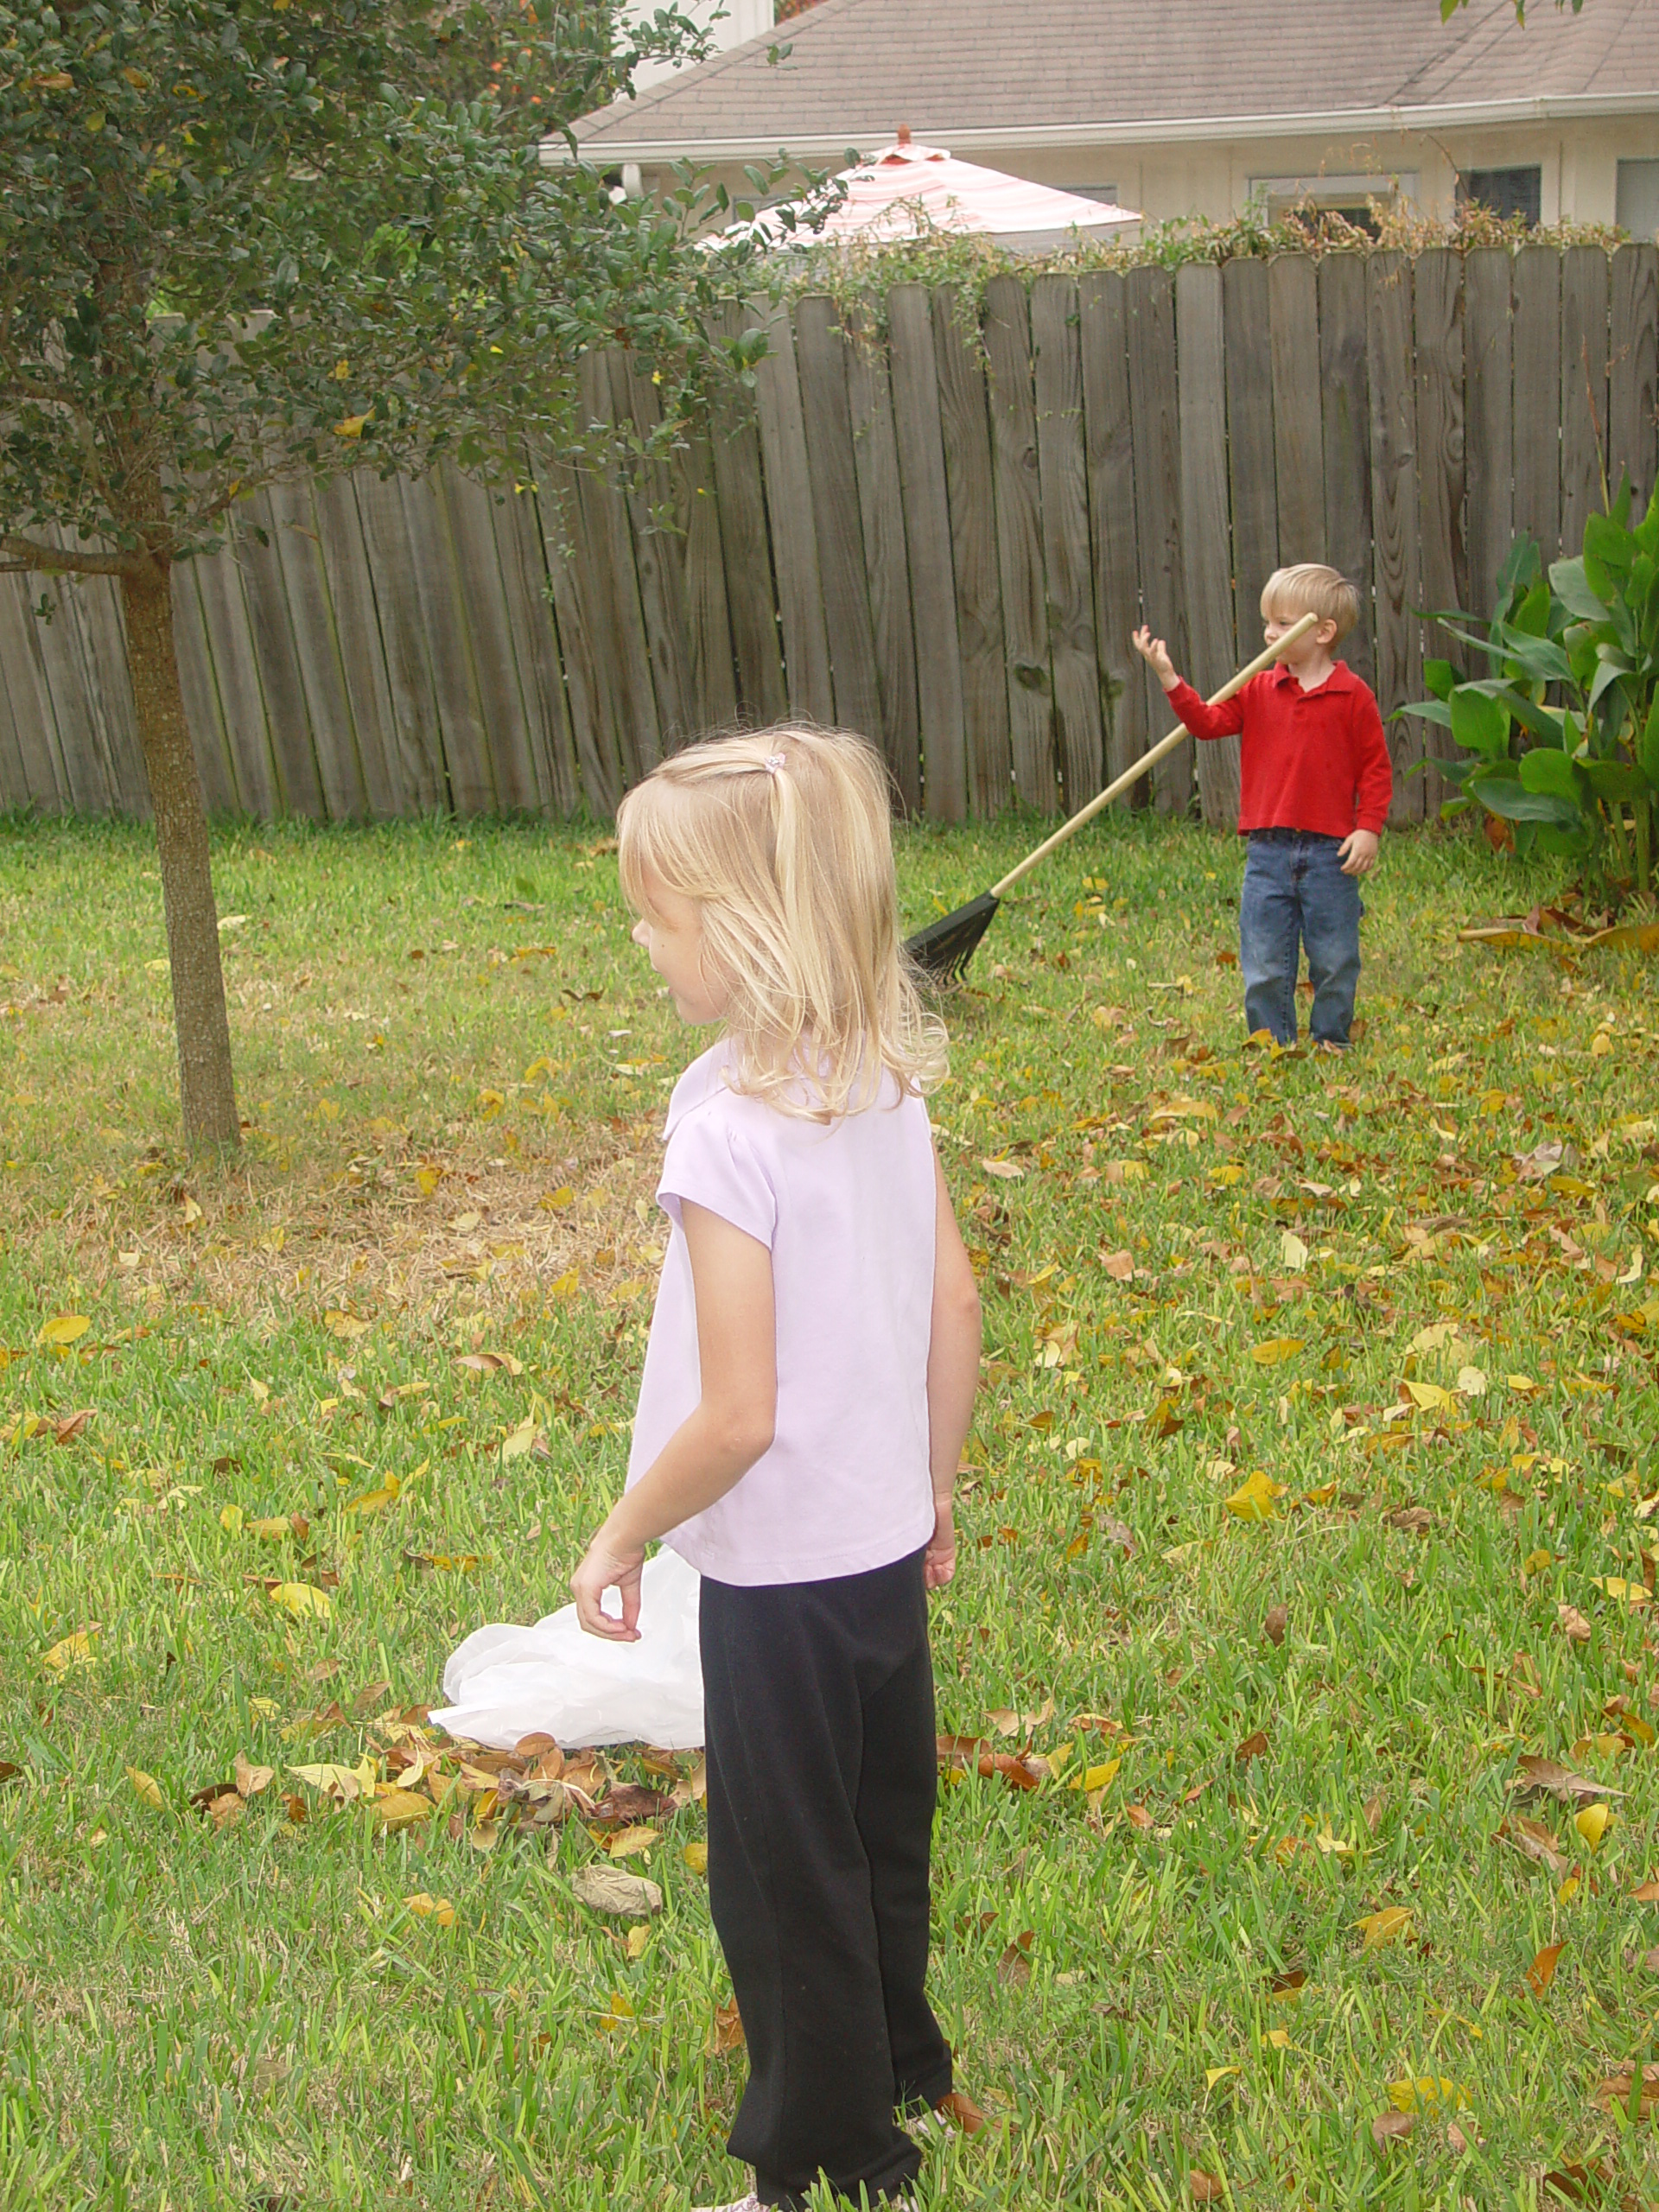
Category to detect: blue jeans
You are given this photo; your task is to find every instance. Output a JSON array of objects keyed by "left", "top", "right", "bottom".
[{"left": 1239, "top": 830, "right": 1363, "bottom": 1046}]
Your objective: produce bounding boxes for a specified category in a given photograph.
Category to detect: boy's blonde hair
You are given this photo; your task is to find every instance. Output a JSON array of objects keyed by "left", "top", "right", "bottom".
[
  {"left": 1260, "top": 563, "right": 1360, "bottom": 642},
  {"left": 617, "top": 726, "right": 946, "bottom": 1119}
]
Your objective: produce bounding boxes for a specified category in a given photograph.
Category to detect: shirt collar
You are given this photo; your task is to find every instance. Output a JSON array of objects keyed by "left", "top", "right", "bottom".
[{"left": 1270, "top": 658, "right": 1357, "bottom": 696}]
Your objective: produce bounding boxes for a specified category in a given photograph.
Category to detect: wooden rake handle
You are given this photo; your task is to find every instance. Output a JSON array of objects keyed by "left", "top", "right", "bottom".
[{"left": 988, "top": 611, "right": 1320, "bottom": 899}]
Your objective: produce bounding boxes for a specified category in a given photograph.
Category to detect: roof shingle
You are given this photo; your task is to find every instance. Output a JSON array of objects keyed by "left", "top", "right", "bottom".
[{"left": 560, "top": 0, "right": 1659, "bottom": 158}]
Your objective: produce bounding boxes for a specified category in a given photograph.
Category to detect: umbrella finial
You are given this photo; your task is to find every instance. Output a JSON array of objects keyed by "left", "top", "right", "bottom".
[{"left": 896, "top": 124, "right": 911, "bottom": 144}]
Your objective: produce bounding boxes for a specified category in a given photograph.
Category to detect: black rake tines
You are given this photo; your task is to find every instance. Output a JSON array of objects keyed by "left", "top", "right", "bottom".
[{"left": 902, "top": 892, "right": 1001, "bottom": 985}]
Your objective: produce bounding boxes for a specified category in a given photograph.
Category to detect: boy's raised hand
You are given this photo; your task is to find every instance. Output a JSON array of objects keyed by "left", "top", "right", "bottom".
[
  {"left": 1338, "top": 829, "right": 1381, "bottom": 877},
  {"left": 1131, "top": 626, "right": 1179, "bottom": 691}
]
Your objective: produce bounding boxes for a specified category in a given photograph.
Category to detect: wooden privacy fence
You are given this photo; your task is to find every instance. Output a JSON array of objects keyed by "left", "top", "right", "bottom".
[{"left": 3, "top": 243, "right": 1656, "bottom": 830}]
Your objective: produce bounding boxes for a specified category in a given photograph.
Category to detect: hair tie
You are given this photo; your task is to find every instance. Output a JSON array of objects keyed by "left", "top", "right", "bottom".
[{"left": 764, "top": 753, "right": 786, "bottom": 777}]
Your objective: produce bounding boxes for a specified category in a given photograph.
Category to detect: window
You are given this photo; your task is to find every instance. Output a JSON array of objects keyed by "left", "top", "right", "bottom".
[
  {"left": 1060, "top": 184, "right": 1122, "bottom": 205},
  {"left": 1617, "top": 159, "right": 1659, "bottom": 241},
  {"left": 1460, "top": 166, "right": 1541, "bottom": 226},
  {"left": 1249, "top": 173, "right": 1415, "bottom": 236}
]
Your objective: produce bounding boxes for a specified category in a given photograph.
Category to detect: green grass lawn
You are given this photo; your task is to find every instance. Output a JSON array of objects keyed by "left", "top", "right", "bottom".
[{"left": 2, "top": 808, "right": 1657, "bottom": 2212}]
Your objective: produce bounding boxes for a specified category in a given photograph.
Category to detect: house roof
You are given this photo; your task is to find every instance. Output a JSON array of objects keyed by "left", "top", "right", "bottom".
[{"left": 548, "top": 0, "right": 1659, "bottom": 165}]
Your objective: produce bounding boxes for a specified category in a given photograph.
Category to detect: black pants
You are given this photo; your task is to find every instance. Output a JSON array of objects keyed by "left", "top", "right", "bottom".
[{"left": 699, "top": 1548, "right": 952, "bottom": 2209}]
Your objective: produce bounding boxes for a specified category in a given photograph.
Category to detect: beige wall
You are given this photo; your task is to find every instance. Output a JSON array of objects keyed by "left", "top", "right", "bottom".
[{"left": 644, "top": 113, "right": 1659, "bottom": 235}]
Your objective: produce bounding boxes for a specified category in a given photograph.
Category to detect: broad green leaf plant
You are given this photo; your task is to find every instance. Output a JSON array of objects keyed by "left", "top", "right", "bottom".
[
  {"left": 1407, "top": 482, "right": 1659, "bottom": 906},
  {"left": 0, "top": 0, "right": 793, "bottom": 1149}
]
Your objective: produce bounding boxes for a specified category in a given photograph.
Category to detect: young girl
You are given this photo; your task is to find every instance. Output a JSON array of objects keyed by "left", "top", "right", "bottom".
[{"left": 570, "top": 727, "right": 982, "bottom": 2212}]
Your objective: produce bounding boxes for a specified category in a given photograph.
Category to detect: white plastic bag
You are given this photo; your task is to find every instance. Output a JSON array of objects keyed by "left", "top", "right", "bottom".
[{"left": 431, "top": 1548, "right": 704, "bottom": 1751}]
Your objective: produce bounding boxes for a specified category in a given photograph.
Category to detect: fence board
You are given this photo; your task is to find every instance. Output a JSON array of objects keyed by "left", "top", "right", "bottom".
[
  {"left": 794, "top": 297, "right": 884, "bottom": 741},
  {"left": 44, "top": 551, "right": 149, "bottom": 817},
  {"left": 228, "top": 494, "right": 327, "bottom": 818},
  {"left": 0, "top": 577, "right": 69, "bottom": 810},
  {"left": 708, "top": 305, "right": 786, "bottom": 728},
  {"left": 575, "top": 353, "right": 662, "bottom": 785},
  {"left": 488, "top": 474, "right": 581, "bottom": 816},
  {"left": 843, "top": 296, "right": 921, "bottom": 810},
  {"left": 1367, "top": 251, "right": 1423, "bottom": 822},
  {"left": 168, "top": 558, "right": 237, "bottom": 817},
  {"left": 29, "top": 569, "right": 115, "bottom": 815},
  {"left": 58, "top": 552, "right": 148, "bottom": 817},
  {"left": 350, "top": 471, "right": 449, "bottom": 812},
  {"left": 1319, "top": 254, "right": 1375, "bottom": 692},
  {"left": 933, "top": 288, "right": 1011, "bottom": 817},
  {"left": 1561, "top": 244, "right": 1610, "bottom": 556},
  {"left": 439, "top": 461, "right": 546, "bottom": 814},
  {"left": 531, "top": 456, "right": 622, "bottom": 817},
  {"left": 394, "top": 470, "right": 494, "bottom": 814},
  {"left": 1464, "top": 248, "right": 1513, "bottom": 625},
  {"left": 309, "top": 475, "right": 404, "bottom": 819},
  {"left": 1125, "top": 265, "right": 1188, "bottom": 813},
  {"left": 614, "top": 353, "right": 696, "bottom": 753},
  {"left": 1175, "top": 264, "right": 1240, "bottom": 829},
  {"left": 1414, "top": 248, "right": 1466, "bottom": 804},
  {"left": 266, "top": 479, "right": 370, "bottom": 821},
  {"left": 677, "top": 429, "right": 740, "bottom": 737},
  {"left": 1610, "top": 243, "right": 1658, "bottom": 518},
  {"left": 1223, "top": 257, "right": 1278, "bottom": 659},
  {"left": 982, "top": 274, "right": 1055, "bottom": 812},
  {"left": 1513, "top": 244, "right": 1561, "bottom": 566},
  {"left": 1077, "top": 270, "right": 1144, "bottom": 790},
  {"left": 0, "top": 598, "right": 35, "bottom": 810},
  {"left": 887, "top": 283, "right": 966, "bottom": 822},
  {"left": 187, "top": 536, "right": 281, "bottom": 818},
  {"left": 753, "top": 304, "right": 835, "bottom": 727},
  {"left": 1031, "top": 274, "right": 1104, "bottom": 810},
  {"left": 1268, "top": 255, "right": 1325, "bottom": 564}
]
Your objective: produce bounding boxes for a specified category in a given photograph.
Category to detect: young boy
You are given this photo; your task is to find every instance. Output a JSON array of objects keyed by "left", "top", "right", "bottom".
[{"left": 1133, "top": 563, "right": 1392, "bottom": 1051}]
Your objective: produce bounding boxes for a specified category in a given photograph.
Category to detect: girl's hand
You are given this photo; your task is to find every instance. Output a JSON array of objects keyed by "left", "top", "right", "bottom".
[
  {"left": 1131, "top": 626, "right": 1179, "bottom": 690},
  {"left": 924, "top": 1495, "right": 957, "bottom": 1591},
  {"left": 571, "top": 1534, "right": 646, "bottom": 1641}
]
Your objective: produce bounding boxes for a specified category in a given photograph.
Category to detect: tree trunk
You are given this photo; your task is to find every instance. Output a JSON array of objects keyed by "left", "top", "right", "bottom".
[{"left": 123, "top": 558, "right": 240, "bottom": 1149}]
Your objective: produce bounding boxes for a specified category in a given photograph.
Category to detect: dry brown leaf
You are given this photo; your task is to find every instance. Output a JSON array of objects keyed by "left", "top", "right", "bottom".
[
  {"left": 1234, "top": 1729, "right": 1269, "bottom": 1764},
  {"left": 1384, "top": 1505, "right": 1434, "bottom": 1535},
  {"left": 1557, "top": 1603, "right": 1593, "bottom": 1643},
  {"left": 233, "top": 1751, "right": 274, "bottom": 1799},
  {"left": 1497, "top": 1815, "right": 1571, "bottom": 1878},
  {"left": 1262, "top": 1603, "right": 1287, "bottom": 1646},
  {"left": 1630, "top": 1876, "right": 1659, "bottom": 1902},
  {"left": 935, "top": 2089, "right": 988, "bottom": 2137},
  {"left": 1509, "top": 1755, "right": 1623, "bottom": 1806},
  {"left": 1592, "top": 2061, "right": 1659, "bottom": 2117},
  {"left": 707, "top": 1999, "right": 745, "bottom": 2055},
  {"left": 1526, "top": 1941, "right": 1564, "bottom": 1997},
  {"left": 1371, "top": 2111, "right": 1414, "bottom": 2147},
  {"left": 996, "top": 1930, "right": 1034, "bottom": 1986},
  {"left": 1188, "top": 2172, "right": 1226, "bottom": 2203},
  {"left": 569, "top": 1865, "right": 662, "bottom": 1917}
]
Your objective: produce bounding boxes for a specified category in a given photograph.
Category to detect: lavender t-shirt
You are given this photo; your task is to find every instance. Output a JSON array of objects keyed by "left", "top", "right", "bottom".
[{"left": 626, "top": 1039, "right": 937, "bottom": 1587}]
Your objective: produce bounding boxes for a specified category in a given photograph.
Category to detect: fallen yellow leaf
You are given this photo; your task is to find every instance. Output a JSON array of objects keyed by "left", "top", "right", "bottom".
[
  {"left": 376, "top": 1790, "right": 434, "bottom": 1830},
  {"left": 1225, "top": 1470, "right": 1286, "bottom": 1522},
  {"left": 126, "top": 1765, "right": 165, "bottom": 1811},
  {"left": 38, "top": 1313, "right": 91, "bottom": 1347},
  {"left": 42, "top": 1627, "right": 97, "bottom": 1671},
  {"left": 1356, "top": 1906, "right": 1413, "bottom": 1950},
  {"left": 1388, "top": 2075, "right": 1469, "bottom": 2113},
  {"left": 403, "top": 1891, "right": 455, "bottom": 1926},
  {"left": 1250, "top": 1338, "right": 1305, "bottom": 1367},
  {"left": 1575, "top": 1802, "right": 1611, "bottom": 1850},
  {"left": 323, "top": 1311, "right": 371, "bottom": 1339},
  {"left": 267, "top": 1582, "right": 332, "bottom": 1620},
  {"left": 603, "top": 1824, "right": 659, "bottom": 1859},
  {"left": 682, "top": 1840, "right": 709, "bottom": 1875}
]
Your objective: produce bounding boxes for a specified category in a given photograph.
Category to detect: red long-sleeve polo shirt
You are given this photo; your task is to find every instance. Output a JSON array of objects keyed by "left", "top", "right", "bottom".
[{"left": 1166, "top": 659, "right": 1393, "bottom": 837}]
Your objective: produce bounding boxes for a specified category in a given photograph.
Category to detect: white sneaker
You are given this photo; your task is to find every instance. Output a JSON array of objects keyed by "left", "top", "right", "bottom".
[{"left": 691, "top": 2196, "right": 762, "bottom": 2211}]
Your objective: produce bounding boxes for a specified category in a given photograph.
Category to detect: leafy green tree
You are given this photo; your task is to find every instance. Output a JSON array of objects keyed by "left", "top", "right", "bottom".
[{"left": 0, "top": 0, "right": 766, "bottom": 1147}]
